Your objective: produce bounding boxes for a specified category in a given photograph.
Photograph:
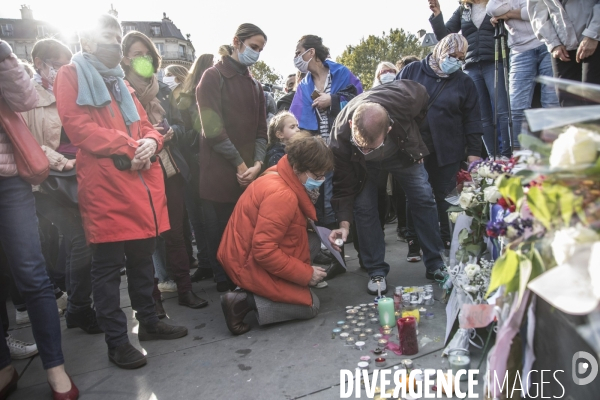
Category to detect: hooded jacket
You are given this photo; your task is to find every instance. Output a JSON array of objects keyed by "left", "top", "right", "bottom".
[
  {"left": 217, "top": 155, "right": 316, "bottom": 307},
  {"left": 329, "top": 80, "right": 430, "bottom": 224}
]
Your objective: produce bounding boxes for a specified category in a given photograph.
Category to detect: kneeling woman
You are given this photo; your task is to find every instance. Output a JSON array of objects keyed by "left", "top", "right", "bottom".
[{"left": 217, "top": 135, "right": 332, "bottom": 334}]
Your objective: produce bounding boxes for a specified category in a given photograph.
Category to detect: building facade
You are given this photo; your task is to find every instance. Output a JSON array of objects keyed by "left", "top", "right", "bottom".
[{"left": 0, "top": 5, "right": 195, "bottom": 70}]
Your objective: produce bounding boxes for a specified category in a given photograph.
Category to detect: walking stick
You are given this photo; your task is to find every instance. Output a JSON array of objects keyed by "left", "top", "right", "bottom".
[
  {"left": 498, "top": 20, "right": 514, "bottom": 155},
  {"left": 493, "top": 23, "right": 501, "bottom": 160}
]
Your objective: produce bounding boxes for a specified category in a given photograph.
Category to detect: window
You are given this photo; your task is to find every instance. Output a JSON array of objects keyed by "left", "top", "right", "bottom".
[
  {"left": 156, "top": 43, "right": 164, "bottom": 55},
  {"left": 123, "top": 24, "right": 136, "bottom": 33},
  {"left": 151, "top": 25, "right": 161, "bottom": 36},
  {"left": 37, "top": 25, "right": 45, "bottom": 37},
  {"left": 1, "top": 24, "right": 14, "bottom": 37},
  {"left": 178, "top": 44, "right": 186, "bottom": 59}
]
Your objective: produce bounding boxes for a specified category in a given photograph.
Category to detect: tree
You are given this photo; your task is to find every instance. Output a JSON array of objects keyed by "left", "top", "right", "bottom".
[
  {"left": 336, "top": 29, "right": 425, "bottom": 90},
  {"left": 250, "top": 60, "right": 283, "bottom": 86}
]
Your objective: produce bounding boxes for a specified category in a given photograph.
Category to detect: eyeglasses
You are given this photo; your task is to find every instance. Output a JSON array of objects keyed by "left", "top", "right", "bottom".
[
  {"left": 349, "top": 113, "right": 393, "bottom": 155},
  {"left": 306, "top": 171, "right": 326, "bottom": 181}
]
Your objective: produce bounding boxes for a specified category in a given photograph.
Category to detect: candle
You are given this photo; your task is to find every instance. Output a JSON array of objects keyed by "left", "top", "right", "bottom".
[
  {"left": 397, "top": 317, "right": 419, "bottom": 356},
  {"left": 448, "top": 350, "right": 470, "bottom": 381},
  {"left": 377, "top": 297, "right": 395, "bottom": 327},
  {"left": 332, "top": 328, "right": 341, "bottom": 338},
  {"left": 358, "top": 361, "right": 369, "bottom": 369},
  {"left": 368, "top": 303, "right": 375, "bottom": 308},
  {"left": 352, "top": 328, "right": 362, "bottom": 335},
  {"left": 355, "top": 341, "right": 366, "bottom": 350},
  {"left": 337, "top": 320, "right": 345, "bottom": 326},
  {"left": 378, "top": 339, "right": 388, "bottom": 347},
  {"left": 425, "top": 312, "right": 434, "bottom": 320},
  {"left": 346, "top": 309, "right": 357, "bottom": 315},
  {"left": 353, "top": 306, "right": 362, "bottom": 310},
  {"left": 346, "top": 315, "right": 354, "bottom": 321},
  {"left": 403, "top": 359, "right": 413, "bottom": 370},
  {"left": 335, "top": 238, "right": 344, "bottom": 247},
  {"left": 360, "top": 356, "right": 371, "bottom": 362},
  {"left": 350, "top": 320, "right": 358, "bottom": 326},
  {"left": 375, "top": 357, "right": 387, "bottom": 367},
  {"left": 340, "top": 332, "right": 349, "bottom": 340},
  {"left": 346, "top": 305, "right": 354, "bottom": 309},
  {"left": 373, "top": 348, "right": 383, "bottom": 356},
  {"left": 373, "top": 333, "right": 383, "bottom": 341},
  {"left": 370, "top": 318, "right": 379, "bottom": 325},
  {"left": 346, "top": 337, "right": 356, "bottom": 345},
  {"left": 357, "top": 316, "right": 366, "bottom": 322},
  {"left": 367, "top": 313, "right": 376, "bottom": 318},
  {"left": 364, "top": 328, "right": 374, "bottom": 335},
  {"left": 341, "top": 324, "right": 350, "bottom": 331},
  {"left": 358, "top": 333, "right": 368, "bottom": 341},
  {"left": 357, "top": 322, "right": 366, "bottom": 329},
  {"left": 382, "top": 328, "right": 392, "bottom": 336},
  {"left": 419, "top": 307, "right": 427, "bottom": 316},
  {"left": 357, "top": 312, "right": 366, "bottom": 317}
]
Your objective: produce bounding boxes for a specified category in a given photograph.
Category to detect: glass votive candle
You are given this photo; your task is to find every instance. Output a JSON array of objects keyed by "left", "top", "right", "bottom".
[
  {"left": 332, "top": 328, "right": 342, "bottom": 337},
  {"left": 448, "top": 349, "right": 470, "bottom": 381},
  {"left": 346, "top": 337, "right": 356, "bottom": 345},
  {"left": 377, "top": 339, "right": 388, "bottom": 347},
  {"left": 340, "top": 332, "right": 349, "bottom": 341},
  {"left": 375, "top": 357, "right": 387, "bottom": 368},
  {"left": 355, "top": 341, "right": 366, "bottom": 351},
  {"left": 357, "top": 312, "right": 366, "bottom": 317},
  {"left": 364, "top": 328, "right": 374, "bottom": 335},
  {"left": 357, "top": 322, "right": 366, "bottom": 329},
  {"left": 358, "top": 333, "right": 368, "bottom": 341},
  {"left": 367, "top": 313, "right": 377, "bottom": 319},
  {"left": 370, "top": 318, "right": 379, "bottom": 325},
  {"left": 382, "top": 327, "right": 392, "bottom": 336},
  {"left": 357, "top": 316, "right": 366, "bottom": 322},
  {"left": 373, "top": 333, "right": 383, "bottom": 341},
  {"left": 346, "top": 309, "right": 358, "bottom": 315},
  {"left": 352, "top": 328, "right": 362, "bottom": 336},
  {"left": 346, "top": 315, "right": 354, "bottom": 321},
  {"left": 350, "top": 320, "right": 359, "bottom": 326},
  {"left": 341, "top": 324, "right": 350, "bottom": 331}
]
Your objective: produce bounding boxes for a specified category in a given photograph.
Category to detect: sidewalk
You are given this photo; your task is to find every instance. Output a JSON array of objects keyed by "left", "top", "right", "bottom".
[{"left": 6, "top": 224, "right": 484, "bottom": 399}]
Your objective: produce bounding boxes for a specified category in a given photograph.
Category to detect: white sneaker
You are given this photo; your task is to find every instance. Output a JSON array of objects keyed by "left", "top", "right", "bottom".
[
  {"left": 158, "top": 280, "right": 177, "bottom": 292},
  {"left": 314, "top": 281, "right": 328, "bottom": 289},
  {"left": 56, "top": 292, "right": 68, "bottom": 313},
  {"left": 15, "top": 310, "right": 29, "bottom": 325},
  {"left": 6, "top": 335, "right": 38, "bottom": 360}
]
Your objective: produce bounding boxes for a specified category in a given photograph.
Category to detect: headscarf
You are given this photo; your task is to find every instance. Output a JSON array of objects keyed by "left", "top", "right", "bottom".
[{"left": 428, "top": 33, "right": 468, "bottom": 78}]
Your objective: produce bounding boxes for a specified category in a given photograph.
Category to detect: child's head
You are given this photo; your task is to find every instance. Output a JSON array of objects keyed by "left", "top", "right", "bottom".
[{"left": 268, "top": 111, "right": 300, "bottom": 146}]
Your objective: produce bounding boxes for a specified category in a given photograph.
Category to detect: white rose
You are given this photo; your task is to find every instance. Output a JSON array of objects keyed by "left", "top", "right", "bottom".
[
  {"left": 459, "top": 192, "right": 475, "bottom": 209},
  {"left": 449, "top": 212, "right": 462, "bottom": 224},
  {"left": 506, "top": 225, "right": 520, "bottom": 240},
  {"left": 464, "top": 263, "right": 480, "bottom": 279},
  {"left": 477, "top": 165, "right": 491, "bottom": 178},
  {"left": 549, "top": 126, "right": 600, "bottom": 169},
  {"left": 483, "top": 186, "right": 502, "bottom": 203},
  {"left": 464, "top": 285, "right": 480, "bottom": 293},
  {"left": 552, "top": 224, "right": 600, "bottom": 265}
]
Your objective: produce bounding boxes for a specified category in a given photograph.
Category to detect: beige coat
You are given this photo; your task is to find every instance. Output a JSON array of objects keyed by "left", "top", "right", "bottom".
[{"left": 21, "top": 81, "right": 68, "bottom": 173}]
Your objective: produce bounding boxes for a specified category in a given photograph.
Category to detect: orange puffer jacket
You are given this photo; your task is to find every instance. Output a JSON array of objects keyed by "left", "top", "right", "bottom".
[{"left": 218, "top": 155, "right": 316, "bottom": 306}]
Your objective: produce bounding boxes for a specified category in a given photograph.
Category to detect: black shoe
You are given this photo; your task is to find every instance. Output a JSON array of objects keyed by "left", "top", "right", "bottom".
[
  {"left": 108, "top": 342, "right": 147, "bottom": 369},
  {"left": 397, "top": 227, "right": 408, "bottom": 242},
  {"left": 119, "top": 267, "right": 126, "bottom": 276},
  {"left": 155, "top": 298, "right": 166, "bottom": 319},
  {"left": 221, "top": 291, "right": 252, "bottom": 335},
  {"left": 426, "top": 267, "right": 448, "bottom": 281},
  {"left": 216, "top": 280, "right": 236, "bottom": 292},
  {"left": 323, "top": 260, "right": 347, "bottom": 281},
  {"left": 138, "top": 320, "right": 188, "bottom": 341},
  {"left": 178, "top": 291, "right": 208, "bottom": 309},
  {"left": 191, "top": 268, "right": 214, "bottom": 282},
  {"left": 407, "top": 240, "right": 422, "bottom": 262},
  {"left": 313, "top": 249, "right": 333, "bottom": 265},
  {"left": 66, "top": 308, "right": 103, "bottom": 334}
]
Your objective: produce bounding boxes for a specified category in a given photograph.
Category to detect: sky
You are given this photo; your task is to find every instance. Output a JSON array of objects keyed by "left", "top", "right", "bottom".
[{"left": 1, "top": 0, "right": 461, "bottom": 77}]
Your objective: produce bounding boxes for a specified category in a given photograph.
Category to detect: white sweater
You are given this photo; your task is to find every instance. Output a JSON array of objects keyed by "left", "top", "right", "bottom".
[{"left": 487, "top": 0, "right": 544, "bottom": 53}]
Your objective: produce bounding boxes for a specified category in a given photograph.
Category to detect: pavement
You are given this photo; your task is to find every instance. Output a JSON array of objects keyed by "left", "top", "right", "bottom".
[{"left": 5, "top": 223, "right": 487, "bottom": 399}]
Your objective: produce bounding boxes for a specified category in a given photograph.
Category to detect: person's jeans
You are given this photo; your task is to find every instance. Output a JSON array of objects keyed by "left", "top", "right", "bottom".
[
  {"left": 353, "top": 157, "right": 445, "bottom": 276},
  {"left": 510, "top": 44, "right": 559, "bottom": 146},
  {"left": 464, "top": 60, "right": 511, "bottom": 158},
  {"left": 200, "top": 199, "right": 235, "bottom": 283},
  {"left": 406, "top": 155, "right": 460, "bottom": 244},
  {"left": 551, "top": 47, "right": 600, "bottom": 106},
  {"left": 392, "top": 178, "right": 407, "bottom": 230},
  {"left": 34, "top": 193, "right": 93, "bottom": 314},
  {"left": 91, "top": 238, "right": 159, "bottom": 349},
  {"left": 0, "top": 177, "right": 64, "bottom": 370},
  {"left": 152, "top": 236, "right": 170, "bottom": 282}
]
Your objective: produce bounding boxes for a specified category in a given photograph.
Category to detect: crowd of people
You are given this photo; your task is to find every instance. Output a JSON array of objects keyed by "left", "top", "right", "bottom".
[{"left": 0, "top": 0, "right": 598, "bottom": 398}]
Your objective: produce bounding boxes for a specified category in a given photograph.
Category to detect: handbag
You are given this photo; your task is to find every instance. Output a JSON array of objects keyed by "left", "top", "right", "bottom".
[
  {"left": 157, "top": 146, "right": 177, "bottom": 178},
  {"left": 0, "top": 96, "right": 49, "bottom": 185},
  {"left": 39, "top": 167, "right": 78, "bottom": 208}
]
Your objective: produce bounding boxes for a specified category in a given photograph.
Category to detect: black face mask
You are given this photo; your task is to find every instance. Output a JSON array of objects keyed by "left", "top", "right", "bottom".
[{"left": 94, "top": 43, "right": 123, "bottom": 69}]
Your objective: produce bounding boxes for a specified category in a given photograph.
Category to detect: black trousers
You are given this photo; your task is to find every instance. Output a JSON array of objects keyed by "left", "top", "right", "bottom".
[
  {"left": 551, "top": 48, "right": 600, "bottom": 106},
  {"left": 91, "top": 238, "right": 159, "bottom": 349}
]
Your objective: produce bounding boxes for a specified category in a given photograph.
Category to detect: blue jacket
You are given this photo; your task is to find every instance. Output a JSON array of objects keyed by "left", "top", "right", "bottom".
[{"left": 397, "top": 56, "right": 483, "bottom": 167}]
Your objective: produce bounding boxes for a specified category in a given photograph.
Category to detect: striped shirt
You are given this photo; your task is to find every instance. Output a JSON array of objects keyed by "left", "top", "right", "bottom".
[{"left": 317, "top": 72, "right": 332, "bottom": 144}]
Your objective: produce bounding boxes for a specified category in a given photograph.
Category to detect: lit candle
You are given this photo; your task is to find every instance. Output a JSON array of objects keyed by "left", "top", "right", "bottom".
[
  {"left": 357, "top": 322, "right": 366, "bottom": 329},
  {"left": 364, "top": 328, "right": 374, "bottom": 335},
  {"left": 340, "top": 332, "right": 349, "bottom": 341},
  {"left": 448, "top": 350, "right": 470, "bottom": 381},
  {"left": 375, "top": 357, "right": 387, "bottom": 368},
  {"left": 350, "top": 320, "right": 359, "bottom": 326},
  {"left": 370, "top": 318, "right": 379, "bottom": 325},
  {"left": 352, "top": 328, "right": 362, "bottom": 335},
  {"left": 346, "top": 337, "right": 356, "bottom": 345},
  {"left": 378, "top": 339, "right": 388, "bottom": 347},
  {"left": 341, "top": 324, "right": 350, "bottom": 331},
  {"left": 377, "top": 297, "right": 395, "bottom": 327},
  {"left": 358, "top": 333, "right": 368, "bottom": 341},
  {"left": 346, "top": 309, "right": 357, "bottom": 315}
]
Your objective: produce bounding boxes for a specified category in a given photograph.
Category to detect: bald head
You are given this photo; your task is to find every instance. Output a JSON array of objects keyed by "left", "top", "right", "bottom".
[{"left": 351, "top": 102, "right": 390, "bottom": 147}]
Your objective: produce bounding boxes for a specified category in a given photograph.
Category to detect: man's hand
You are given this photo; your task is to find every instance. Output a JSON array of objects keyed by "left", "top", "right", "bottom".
[
  {"left": 329, "top": 222, "right": 350, "bottom": 252},
  {"left": 467, "top": 155, "right": 482, "bottom": 164},
  {"left": 312, "top": 93, "right": 332, "bottom": 110},
  {"left": 429, "top": 0, "right": 441, "bottom": 16},
  {"left": 130, "top": 157, "right": 146, "bottom": 171},
  {"left": 135, "top": 138, "right": 158, "bottom": 161},
  {"left": 237, "top": 162, "right": 261, "bottom": 187},
  {"left": 577, "top": 37, "right": 598, "bottom": 63},
  {"left": 552, "top": 45, "right": 571, "bottom": 62},
  {"left": 63, "top": 159, "right": 76, "bottom": 171},
  {"left": 308, "top": 266, "right": 327, "bottom": 287}
]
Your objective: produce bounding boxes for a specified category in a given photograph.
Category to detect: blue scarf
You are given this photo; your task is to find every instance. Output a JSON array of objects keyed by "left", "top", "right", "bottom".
[{"left": 72, "top": 52, "right": 140, "bottom": 126}]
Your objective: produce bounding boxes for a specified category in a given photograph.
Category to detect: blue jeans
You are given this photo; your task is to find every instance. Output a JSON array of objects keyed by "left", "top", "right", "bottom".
[
  {"left": 152, "top": 236, "right": 170, "bottom": 282},
  {"left": 353, "top": 157, "right": 445, "bottom": 276},
  {"left": 34, "top": 193, "right": 93, "bottom": 314},
  {"left": 510, "top": 45, "right": 559, "bottom": 147},
  {"left": 464, "top": 60, "right": 511, "bottom": 158},
  {"left": 0, "top": 177, "right": 64, "bottom": 370}
]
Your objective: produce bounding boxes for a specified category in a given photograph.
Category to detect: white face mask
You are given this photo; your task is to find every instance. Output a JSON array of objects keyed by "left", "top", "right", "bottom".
[
  {"left": 379, "top": 72, "right": 396, "bottom": 84},
  {"left": 163, "top": 75, "right": 178, "bottom": 90},
  {"left": 294, "top": 49, "right": 313, "bottom": 73}
]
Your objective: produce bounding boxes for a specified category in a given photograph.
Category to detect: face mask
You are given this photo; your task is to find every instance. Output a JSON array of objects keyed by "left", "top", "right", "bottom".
[
  {"left": 163, "top": 75, "right": 178, "bottom": 90},
  {"left": 440, "top": 56, "right": 463, "bottom": 74},
  {"left": 237, "top": 41, "right": 260, "bottom": 66},
  {"left": 294, "top": 49, "right": 313, "bottom": 73},
  {"left": 94, "top": 43, "right": 123, "bottom": 69},
  {"left": 128, "top": 55, "right": 154, "bottom": 78},
  {"left": 303, "top": 172, "right": 325, "bottom": 191},
  {"left": 379, "top": 72, "right": 396, "bottom": 84}
]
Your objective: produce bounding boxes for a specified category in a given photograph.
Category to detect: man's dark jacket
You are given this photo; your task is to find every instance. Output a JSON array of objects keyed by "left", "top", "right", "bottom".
[{"left": 329, "top": 80, "right": 429, "bottom": 224}]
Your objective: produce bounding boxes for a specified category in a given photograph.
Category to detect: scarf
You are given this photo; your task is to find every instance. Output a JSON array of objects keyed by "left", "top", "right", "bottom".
[
  {"left": 306, "top": 188, "right": 320, "bottom": 204},
  {"left": 72, "top": 52, "right": 140, "bottom": 126},
  {"left": 125, "top": 71, "right": 165, "bottom": 125},
  {"left": 428, "top": 33, "right": 469, "bottom": 78}
]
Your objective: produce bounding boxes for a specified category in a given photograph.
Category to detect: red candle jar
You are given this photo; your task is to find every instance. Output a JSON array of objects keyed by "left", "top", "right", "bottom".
[{"left": 397, "top": 316, "right": 418, "bottom": 355}]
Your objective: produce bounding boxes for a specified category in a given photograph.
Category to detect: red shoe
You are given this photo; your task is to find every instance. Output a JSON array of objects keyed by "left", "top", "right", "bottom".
[
  {"left": 49, "top": 375, "right": 79, "bottom": 400},
  {"left": 0, "top": 368, "right": 18, "bottom": 400}
]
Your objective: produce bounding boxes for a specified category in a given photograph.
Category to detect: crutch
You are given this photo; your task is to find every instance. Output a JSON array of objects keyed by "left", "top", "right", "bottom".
[
  {"left": 493, "top": 23, "right": 501, "bottom": 160},
  {"left": 498, "top": 20, "right": 514, "bottom": 154}
]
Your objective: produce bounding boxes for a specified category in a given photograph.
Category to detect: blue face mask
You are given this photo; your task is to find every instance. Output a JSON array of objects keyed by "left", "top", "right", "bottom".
[
  {"left": 440, "top": 56, "right": 463, "bottom": 74},
  {"left": 237, "top": 41, "right": 260, "bottom": 66},
  {"left": 303, "top": 172, "right": 325, "bottom": 191}
]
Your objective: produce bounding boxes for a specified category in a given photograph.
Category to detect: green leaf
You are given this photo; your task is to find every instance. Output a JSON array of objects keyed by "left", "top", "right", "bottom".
[
  {"left": 584, "top": 156, "right": 600, "bottom": 176},
  {"left": 458, "top": 228, "right": 470, "bottom": 245},
  {"left": 526, "top": 186, "right": 552, "bottom": 229},
  {"left": 530, "top": 248, "right": 546, "bottom": 278},
  {"left": 447, "top": 205, "right": 464, "bottom": 213},
  {"left": 518, "top": 134, "right": 552, "bottom": 157},
  {"left": 486, "top": 249, "right": 520, "bottom": 297},
  {"left": 497, "top": 176, "right": 525, "bottom": 208},
  {"left": 556, "top": 185, "right": 575, "bottom": 227},
  {"left": 466, "top": 243, "right": 484, "bottom": 258},
  {"left": 517, "top": 253, "right": 533, "bottom": 308}
]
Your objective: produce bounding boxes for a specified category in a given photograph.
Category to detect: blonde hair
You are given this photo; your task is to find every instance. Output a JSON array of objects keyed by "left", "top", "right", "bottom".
[
  {"left": 372, "top": 61, "right": 398, "bottom": 87},
  {"left": 267, "top": 111, "right": 296, "bottom": 149},
  {"left": 165, "top": 65, "right": 188, "bottom": 83}
]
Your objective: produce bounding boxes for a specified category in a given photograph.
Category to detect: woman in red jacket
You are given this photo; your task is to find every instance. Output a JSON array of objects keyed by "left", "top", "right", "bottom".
[
  {"left": 196, "top": 23, "right": 268, "bottom": 292},
  {"left": 217, "top": 134, "right": 332, "bottom": 335}
]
